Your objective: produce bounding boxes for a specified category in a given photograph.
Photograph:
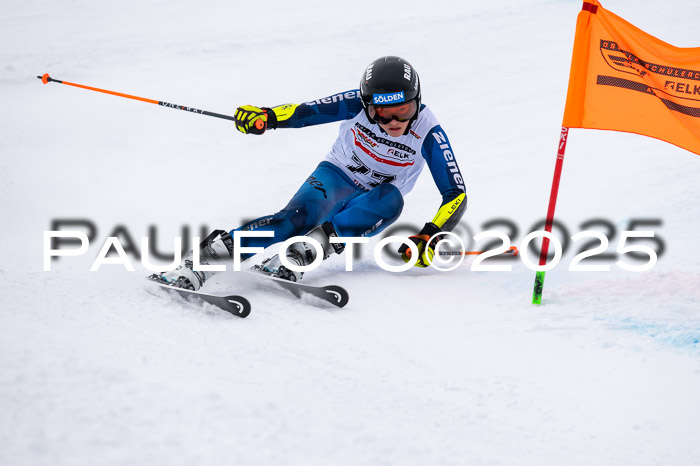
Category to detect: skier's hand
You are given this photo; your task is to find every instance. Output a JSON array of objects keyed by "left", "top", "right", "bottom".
[
  {"left": 234, "top": 105, "right": 276, "bottom": 135},
  {"left": 398, "top": 222, "right": 441, "bottom": 268}
]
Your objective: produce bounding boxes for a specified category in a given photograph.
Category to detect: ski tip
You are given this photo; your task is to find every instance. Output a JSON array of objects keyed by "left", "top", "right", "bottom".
[
  {"left": 322, "top": 285, "right": 350, "bottom": 308},
  {"left": 225, "top": 295, "right": 252, "bottom": 318}
]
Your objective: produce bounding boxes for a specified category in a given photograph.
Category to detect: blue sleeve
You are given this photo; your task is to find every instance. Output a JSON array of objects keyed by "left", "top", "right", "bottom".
[
  {"left": 274, "top": 90, "right": 364, "bottom": 128},
  {"left": 421, "top": 125, "right": 467, "bottom": 204}
]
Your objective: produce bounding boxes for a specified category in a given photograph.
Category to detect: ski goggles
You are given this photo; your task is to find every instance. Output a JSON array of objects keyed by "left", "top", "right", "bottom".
[{"left": 367, "top": 100, "right": 418, "bottom": 124}]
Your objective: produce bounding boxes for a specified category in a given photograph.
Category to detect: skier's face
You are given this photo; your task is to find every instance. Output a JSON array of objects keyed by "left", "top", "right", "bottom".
[{"left": 378, "top": 119, "right": 410, "bottom": 137}]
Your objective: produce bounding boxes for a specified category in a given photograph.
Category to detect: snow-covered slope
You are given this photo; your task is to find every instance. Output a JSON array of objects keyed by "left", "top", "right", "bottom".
[{"left": 2, "top": 0, "right": 699, "bottom": 465}]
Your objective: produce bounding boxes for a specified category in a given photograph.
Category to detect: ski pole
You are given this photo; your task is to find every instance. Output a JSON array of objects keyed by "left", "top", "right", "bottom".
[
  {"left": 437, "top": 246, "right": 519, "bottom": 257},
  {"left": 37, "top": 73, "right": 238, "bottom": 123}
]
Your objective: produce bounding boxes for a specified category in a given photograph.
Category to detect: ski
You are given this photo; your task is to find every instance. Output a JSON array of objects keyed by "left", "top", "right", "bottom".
[
  {"left": 147, "top": 278, "right": 251, "bottom": 318},
  {"left": 247, "top": 270, "right": 349, "bottom": 308}
]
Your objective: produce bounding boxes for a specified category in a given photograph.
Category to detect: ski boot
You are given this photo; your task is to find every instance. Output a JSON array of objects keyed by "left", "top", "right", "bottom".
[
  {"left": 254, "top": 222, "right": 344, "bottom": 282},
  {"left": 148, "top": 230, "right": 234, "bottom": 291}
]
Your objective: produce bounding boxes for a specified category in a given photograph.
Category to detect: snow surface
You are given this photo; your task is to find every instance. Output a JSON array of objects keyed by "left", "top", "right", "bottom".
[{"left": 2, "top": 0, "right": 700, "bottom": 465}]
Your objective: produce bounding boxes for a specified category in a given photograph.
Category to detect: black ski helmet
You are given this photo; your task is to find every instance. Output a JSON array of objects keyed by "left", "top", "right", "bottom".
[{"left": 360, "top": 56, "right": 421, "bottom": 123}]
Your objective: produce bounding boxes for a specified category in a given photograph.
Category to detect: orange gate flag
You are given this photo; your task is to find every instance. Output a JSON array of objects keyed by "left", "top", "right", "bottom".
[{"left": 563, "top": 0, "right": 700, "bottom": 155}]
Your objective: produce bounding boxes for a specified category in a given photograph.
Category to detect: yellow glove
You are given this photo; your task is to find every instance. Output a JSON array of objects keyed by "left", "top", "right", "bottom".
[
  {"left": 234, "top": 105, "right": 276, "bottom": 135},
  {"left": 399, "top": 222, "right": 441, "bottom": 268}
]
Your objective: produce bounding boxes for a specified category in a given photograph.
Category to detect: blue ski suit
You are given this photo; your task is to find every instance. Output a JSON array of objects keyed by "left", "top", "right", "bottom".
[{"left": 234, "top": 90, "right": 467, "bottom": 258}]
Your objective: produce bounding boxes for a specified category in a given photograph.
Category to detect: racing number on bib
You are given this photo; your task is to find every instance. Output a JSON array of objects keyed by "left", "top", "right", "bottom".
[{"left": 346, "top": 154, "right": 396, "bottom": 188}]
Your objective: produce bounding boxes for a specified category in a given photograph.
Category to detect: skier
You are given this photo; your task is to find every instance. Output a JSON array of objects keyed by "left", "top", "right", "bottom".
[{"left": 151, "top": 56, "right": 467, "bottom": 290}]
